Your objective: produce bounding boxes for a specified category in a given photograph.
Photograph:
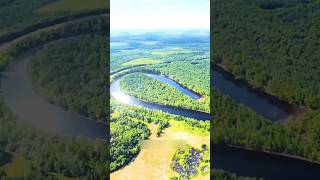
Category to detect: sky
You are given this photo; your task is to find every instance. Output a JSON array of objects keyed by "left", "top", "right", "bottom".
[{"left": 111, "top": 0, "right": 210, "bottom": 30}]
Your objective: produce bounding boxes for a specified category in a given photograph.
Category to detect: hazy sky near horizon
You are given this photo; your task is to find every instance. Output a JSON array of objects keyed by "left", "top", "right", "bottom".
[{"left": 111, "top": 0, "right": 210, "bottom": 30}]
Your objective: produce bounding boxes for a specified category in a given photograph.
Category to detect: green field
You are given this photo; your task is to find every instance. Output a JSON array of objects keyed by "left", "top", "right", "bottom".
[
  {"left": 35, "top": 0, "right": 109, "bottom": 14},
  {"left": 0, "top": 154, "right": 31, "bottom": 177},
  {"left": 151, "top": 49, "right": 192, "bottom": 56},
  {"left": 121, "top": 58, "right": 162, "bottom": 67}
]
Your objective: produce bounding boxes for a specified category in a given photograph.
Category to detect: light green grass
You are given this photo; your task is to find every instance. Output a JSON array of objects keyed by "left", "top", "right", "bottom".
[
  {"left": 170, "top": 120, "right": 210, "bottom": 137},
  {"left": 34, "top": 0, "right": 109, "bottom": 14},
  {"left": 151, "top": 48, "right": 192, "bottom": 56},
  {"left": 0, "top": 154, "right": 31, "bottom": 177},
  {"left": 121, "top": 58, "right": 162, "bottom": 66}
]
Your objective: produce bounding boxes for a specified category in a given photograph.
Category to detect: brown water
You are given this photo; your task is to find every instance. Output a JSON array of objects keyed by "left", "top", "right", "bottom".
[{"left": 1, "top": 50, "right": 107, "bottom": 139}]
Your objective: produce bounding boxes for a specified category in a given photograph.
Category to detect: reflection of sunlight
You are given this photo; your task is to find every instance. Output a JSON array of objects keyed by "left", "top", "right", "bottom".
[{"left": 111, "top": 91, "right": 131, "bottom": 104}]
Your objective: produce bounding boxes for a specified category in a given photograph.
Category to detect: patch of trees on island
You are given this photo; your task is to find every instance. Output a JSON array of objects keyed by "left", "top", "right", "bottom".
[{"left": 28, "top": 35, "right": 107, "bottom": 121}]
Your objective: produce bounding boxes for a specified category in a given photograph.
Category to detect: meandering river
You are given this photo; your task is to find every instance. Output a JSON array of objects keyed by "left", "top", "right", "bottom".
[
  {"left": 111, "top": 64, "right": 320, "bottom": 179},
  {"left": 2, "top": 46, "right": 319, "bottom": 178},
  {"left": 110, "top": 72, "right": 210, "bottom": 120},
  {"left": 1, "top": 49, "right": 107, "bottom": 139},
  {"left": 0, "top": 17, "right": 318, "bottom": 177},
  {"left": 212, "top": 64, "right": 295, "bottom": 121}
]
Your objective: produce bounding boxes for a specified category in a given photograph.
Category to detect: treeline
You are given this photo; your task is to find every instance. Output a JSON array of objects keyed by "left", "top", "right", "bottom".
[
  {"left": 111, "top": 37, "right": 209, "bottom": 72},
  {"left": 28, "top": 35, "right": 107, "bottom": 121},
  {"left": 0, "top": 0, "right": 109, "bottom": 41},
  {"left": 111, "top": 99, "right": 210, "bottom": 132},
  {"left": 212, "top": 0, "right": 320, "bottom": 109},
  {"left": 0, "top": 100, "right": 108, "bottom": 179},
  {"left": 252, "top": 0, "right": 313, "bottom": 10},
  {"left": 0, "top": 0, "right": 59, "bottom": 37},
  {"left": 0, "top": 15, "right": 109, "bottom": 178},
  {"left": 212, "top": 89, "right": 320, "bottom": 162},
  {"left": 147, "top": 61, "right": 210, "bottom": 96},
  {"left": 0, "top": 15, "right": 108, "bottom": 71},
  {"left": 212, "top": 169, "right": 256, "bottom": 180},
  {"left": 110, "top": 99, "right": 210, "bottom": 171},
  {"left": 110, "top": 113, "right": 150, "bottom": 171},
  {"left": 119, "top": 72, "right": 209, "bottom": 112},
  {"left": 145, "top": 61, "right": 210, "bottom": 112}
]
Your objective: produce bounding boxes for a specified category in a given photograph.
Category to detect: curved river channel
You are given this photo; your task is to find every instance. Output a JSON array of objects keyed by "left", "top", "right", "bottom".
[
  {"left": 1, "top": 49, "right": 107, "bottom": 139},
  {"left": 110, "top": 72, "right": 210, "bottom": 120},
  {"left": 110, "top": 66, "right": 320, "bottom": 179},
  {"left": 212, "top": 64, "right": 295, "bottom": 121},
  {"left": 1, "top": 47, "right": 320, "bottom": 178}
]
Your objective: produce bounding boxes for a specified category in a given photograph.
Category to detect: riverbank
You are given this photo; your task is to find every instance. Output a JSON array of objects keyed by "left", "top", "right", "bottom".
[
  {"left": 213, "top": 144, "right": 320, "bottom": 179},
  {"left": 217, "top": 144, "right": 320, "bottom": 166},
  {"left": 212, "top": 63, "right": 307, "bottom": 121},
  {"left": 1, "top": 48, "right": 107, "bottom": 138},
  {"left": 111, "top": 72, "right": 210, "bottom": 120}
]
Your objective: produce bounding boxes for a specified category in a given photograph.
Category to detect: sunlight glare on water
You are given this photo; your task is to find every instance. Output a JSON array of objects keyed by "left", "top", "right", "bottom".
[{"left": 111, "top": 90, "right": 132, "bottom": 104}]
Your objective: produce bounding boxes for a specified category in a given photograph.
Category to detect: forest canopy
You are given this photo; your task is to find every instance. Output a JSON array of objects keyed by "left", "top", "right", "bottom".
[
  {"left": 28, "top": 35, "right": 108, "bottom": 121},
  {"left": 212, "top": 0, "right": 320, "bottom": 109}
]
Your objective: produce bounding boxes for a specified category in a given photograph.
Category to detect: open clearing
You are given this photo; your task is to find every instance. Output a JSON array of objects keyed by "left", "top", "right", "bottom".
[
  {"left": 151, "top": 48, "right": 192, "bottom": 56},
  {"left": 110, "top": 121, "right": 210, "bottom": 180},
  {"left": 121, "top": 58, "right": 162, "bottom": 66},
  {"left": 0, "top": 154, "right": 31, "bottom": 177}
]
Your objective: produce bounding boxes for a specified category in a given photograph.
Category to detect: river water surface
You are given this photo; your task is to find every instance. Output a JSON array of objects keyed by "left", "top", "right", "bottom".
[
  {"left": 212, "top": 64, "right": 294, "bottom": 121},
  {"left": 3, "top": 49, "right": 320, "bottom": 179},
  {"left": 110, "top": 73, "right": 210, "bottom": 120},
  {"left": 1, "top": 50, "right": 107, "bottom": 139},
  {"left": 214, "top": 146, "right": 320, "bottom": 179}
]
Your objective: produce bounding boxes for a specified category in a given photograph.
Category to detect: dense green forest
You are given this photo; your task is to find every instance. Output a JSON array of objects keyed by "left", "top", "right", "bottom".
[
  {"left": 0, "top": 15, "right": 108, "bottom": 72},
  {"left": 0, "top": 14, "right": 109, "bottom": 178},
  {"left": 0, "top": 0, "right": 59, "bottom": 37},
  {"left": 145, "top": 61, "right": 210, "bottom": 112},
  {"left": 212, "top": 0, "right": 320, "bottom": 109},
  {"left": 0, "top": 0, "right": 108, "bottom": 42},
  {"left": 111, "top": 99, "right": 209, "bottom": 133},
  {"left": 146, "top": 61, "right": 210, "bottom": 96},
  {"left": 110, "top": 32, "right": 210, "bottom": 176},
  {"left": 0, "top": 100, "right": 109, "bottom": 178},
  {"left": 211, "top": 1, "right": 320, "bottom": 175},
  {"left": 212, "top": 169, "right": 255, "bottom": 180},
  {"left": 110, "top": 111, "right": 150, "bottom": 171},
  {"left": 28, "top": 35, "right": 107, "bottom": 121},
  {"left": 119, "top": 72, "right": 208, "bottom": 112},
  {"left": 212, "top": 88, "right": 320, "bottom": 162}
]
